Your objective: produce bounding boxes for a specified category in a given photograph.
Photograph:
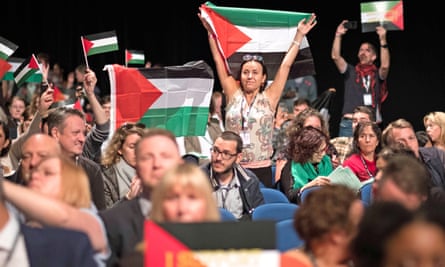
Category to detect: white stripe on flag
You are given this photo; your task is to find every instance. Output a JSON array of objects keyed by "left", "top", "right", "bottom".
[
  {"left": 15, "top": 66, "right": 33, "bottom": 83},
  {"left": 236, "top": 26, "right": 309, "bottom": 52},
  {"left": 131, "top": 54, "right": 144, "bottom": 61},
  {"left": 0, "top": 43, "right": 15, "bottom": 58},
  {"left": 92, "top": 36, "right": 118, "bottom": 47},
  {"left": 149, "top": 78, "right": 213, "bottom": 109}
]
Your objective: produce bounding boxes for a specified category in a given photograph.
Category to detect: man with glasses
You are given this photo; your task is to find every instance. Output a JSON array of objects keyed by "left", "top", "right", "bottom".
[{"left": 201, "top": 131, "right": 264, "bottom": 221}]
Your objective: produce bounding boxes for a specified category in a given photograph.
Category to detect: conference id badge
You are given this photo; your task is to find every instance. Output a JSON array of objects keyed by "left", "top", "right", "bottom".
[
  {"left": 363, "top": 94, "right": 372, "bottom": 106},
  {"left": 240, "top": 131, "right": 251, "bottom": 145}
]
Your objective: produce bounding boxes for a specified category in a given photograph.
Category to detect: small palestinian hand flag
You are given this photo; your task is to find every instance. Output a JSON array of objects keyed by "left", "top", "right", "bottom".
[
  {"left": 81, "top": 30, "right": 119, "bottom": 56},
  {"left": 0, "top": 36, "right": 18, "bottom": 61},
  {"left": 14, "top": 54, "right": 40, "bottom": 87},
  {"left": 199, "top": 2, "right": 315, "bottom": 79},
  {"left": 360, "top": 0, "right": 404, "bottom": 33},
  {"left": 2, "top": 57, "right": 42, "bottom": 82},
  {"left": 125, "top": 49, "right": 145, "bottom": 65},
  {"left": 0, "top": 36, "right": 18, "bottom": 80}
]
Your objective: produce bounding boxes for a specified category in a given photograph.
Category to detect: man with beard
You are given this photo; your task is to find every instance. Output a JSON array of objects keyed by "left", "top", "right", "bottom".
[
  {"left": 332, "top": 20, "right": 390, "bottom": 137},
  {"left": 201, "top": 131, "right": 264, "bottom": 221}
]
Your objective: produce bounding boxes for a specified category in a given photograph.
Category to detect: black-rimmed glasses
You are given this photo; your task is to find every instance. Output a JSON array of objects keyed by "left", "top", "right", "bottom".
[
  {"left": 121, "top": 122, "right": 146, "bottom": 130},
  {"left": 210, "top": 147, "right": 238, "bottom": 160},
  {"left": 242, "top": 54, "right": 264, "bottom": 62}
]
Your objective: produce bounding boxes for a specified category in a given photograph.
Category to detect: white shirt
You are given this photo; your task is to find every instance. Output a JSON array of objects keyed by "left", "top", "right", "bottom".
[{"left": 0, "top": 205, "right": 29, "bottom": 267}]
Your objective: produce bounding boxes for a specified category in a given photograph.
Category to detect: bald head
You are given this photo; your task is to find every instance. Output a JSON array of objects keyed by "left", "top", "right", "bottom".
[{"left": 21, "top": 133, "right": 62, "bottom": 181}]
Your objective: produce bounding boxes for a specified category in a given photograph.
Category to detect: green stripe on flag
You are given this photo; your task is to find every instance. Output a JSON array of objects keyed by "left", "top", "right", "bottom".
[
  {"left": 140, "top": 106, "right": 210, "bottom": 137},
  {"left": 83, "top": 30, "right": 119, "bottom": 56},
  {"left": 0, "top": 36, "right": 19, "bottom": 60},
  {"left": 128, "top": 54, "right": 145, "bottom": 65},
  {"left": 360, "top": 1, "right": 399, "bottom": 13},
  {"left": 88, "top": 43, "right": 119, "bottom": 56}
]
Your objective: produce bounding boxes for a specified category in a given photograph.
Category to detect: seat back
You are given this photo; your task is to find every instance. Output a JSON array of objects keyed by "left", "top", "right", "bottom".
[
  {"left": 299, "top": 186, "right": 322, "bottom": 203},
  {"left": 260, "top": 188, "right": 290, "bottom": 204},
  {"left": 359, "top": 181, "right": 374, "bottom": 206},
  {"left": 275, "top": 218, "right": 304, "bottom": 252},
  {"left": 252, "top": 203, "right": 299, "bottom": 222},
  {"left": 219, "top": 207, "right": 238, "bottom": 221}
]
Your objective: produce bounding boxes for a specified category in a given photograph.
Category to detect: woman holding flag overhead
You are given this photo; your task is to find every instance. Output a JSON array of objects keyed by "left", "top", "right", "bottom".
[{"left": 198, "top": 10, "right": 317, "bottom": 188}]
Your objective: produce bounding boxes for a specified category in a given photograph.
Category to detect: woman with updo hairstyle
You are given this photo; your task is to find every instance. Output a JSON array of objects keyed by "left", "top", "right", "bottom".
[{"left": 101, "top": 122, "right": 146, "bottom": 208}]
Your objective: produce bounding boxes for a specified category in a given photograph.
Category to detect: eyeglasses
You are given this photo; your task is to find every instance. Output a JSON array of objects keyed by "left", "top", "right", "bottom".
[
  {"left": 242, "top": 54, "right": 264, "bottom": 62},
  {"left": 120, "top": 122, "right": 146, "bottom": 130},
  {"left": 210, "top": 147, "right": 238, "bottom": 160},
  {"left": 315, "top": 144, "right": 328, "bottom": 155}
]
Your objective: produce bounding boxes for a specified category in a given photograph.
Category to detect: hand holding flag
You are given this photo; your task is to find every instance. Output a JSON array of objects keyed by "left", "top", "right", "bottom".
[
  {"left": 198, "top": 2, "right": 316, "bottom": 79},
  {"left": 360, "top": 0, "right": 404, "bottom": 32}
]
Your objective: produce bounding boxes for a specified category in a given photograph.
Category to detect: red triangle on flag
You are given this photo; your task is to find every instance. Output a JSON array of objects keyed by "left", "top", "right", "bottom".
[
  {"left": 73, "top": 99, "right": 82, "bottom": 110},
  {"left": 203, "top": 5, "right": 251, "bottom": 57},
  {"left": 385, "top": 1, "right": 404, "bottom": 30},
  {"left": 125, "top": 50, "right": 132, "bottom": 62},
  {"left": 52, "top": 86, "right": 66, "bottom": 102},
  {"left": 113, "top": 65, "right": 162, "bottom": 129},
  {"left": 0, "top": 59, "right": 11, "bottom": 80},
  {"left": 82, "top": 37, "right": 94, "bottom": 54},
  {"left": 145, "top": 221, "right": 207, "bottom": 266},
  {"left": 29, "top": 54, "right": 40, "bottom": 69}
]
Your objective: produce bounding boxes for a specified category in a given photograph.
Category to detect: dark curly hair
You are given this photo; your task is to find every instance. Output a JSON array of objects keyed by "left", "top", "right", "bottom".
[{"left": 286, "top": 125, "right": 329, "bottom": 163}]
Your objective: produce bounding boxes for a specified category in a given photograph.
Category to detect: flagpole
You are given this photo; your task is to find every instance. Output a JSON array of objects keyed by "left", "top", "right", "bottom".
[
  {"left": 80, "top": 36, "right": 90, "bottom": 70},
  {"left": 32, "top": 53, "right": 47, "bottom": 84},
  {"left": 125, "top": 49, "right": 128, "bottom": 67}
]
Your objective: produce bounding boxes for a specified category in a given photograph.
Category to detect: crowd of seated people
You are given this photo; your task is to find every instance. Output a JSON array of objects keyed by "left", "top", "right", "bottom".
[{"left": 2, "top": 19, "right": 445, "bottom": 267}]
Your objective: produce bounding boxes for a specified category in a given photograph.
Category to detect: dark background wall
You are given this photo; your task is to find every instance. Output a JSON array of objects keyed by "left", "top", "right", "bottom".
[{"left": 3, "top": 0, "right": 445, "bottom": 137}]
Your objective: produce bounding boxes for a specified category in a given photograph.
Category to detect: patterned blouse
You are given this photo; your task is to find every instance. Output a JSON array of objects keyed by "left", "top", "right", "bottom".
[{"left": 225, "top": 89, "right": 274, "bottom": 168}]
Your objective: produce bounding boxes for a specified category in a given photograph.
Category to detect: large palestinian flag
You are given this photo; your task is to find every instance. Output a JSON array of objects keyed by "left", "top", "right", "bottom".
[
  {"left": 360, "top": 0, "right": 404, "bottom": 33},
  {"left": 105, "top": 60, "right": 214, "bottom": 137},
  {"left": 145, "top": 220, "right": 280, "bottom": 267},
  {"left": 199, "top": 2, "right": 315, "bottom": 79}
]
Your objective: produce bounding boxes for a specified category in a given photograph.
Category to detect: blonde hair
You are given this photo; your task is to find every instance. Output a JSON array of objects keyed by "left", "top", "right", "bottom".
[
  {"left": 101, "top": 123, "right": 145, "bottom": 166},
  {"left": 150, "top": 163, "right": 220, "bottom": 222},
  {"left": 423, "top": 111, "right": 445, "bottom": 147},
  {"left": 49, "top": 155, "right": 92, "bottom": 208}
]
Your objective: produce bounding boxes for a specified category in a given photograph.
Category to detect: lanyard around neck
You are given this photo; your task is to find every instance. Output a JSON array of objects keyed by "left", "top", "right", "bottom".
[
  {"left": 360, "top": 154, "right": 374, "bottom": 178},
  {"left": 241, "top": 94, "right": 257, "bottom": 129}
]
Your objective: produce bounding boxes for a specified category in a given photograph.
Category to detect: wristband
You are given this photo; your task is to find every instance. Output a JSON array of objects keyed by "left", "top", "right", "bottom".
[
  {"left": 292, "top": 40, "right": 300, "bottom": 47},
  {"left": 381, "top": 44, "right": 388, "bottom": 48}
]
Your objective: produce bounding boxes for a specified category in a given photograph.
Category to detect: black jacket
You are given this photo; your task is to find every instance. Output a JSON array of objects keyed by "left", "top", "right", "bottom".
[{"left": 201, "top": 163, "right": 265, "bottom": 219}]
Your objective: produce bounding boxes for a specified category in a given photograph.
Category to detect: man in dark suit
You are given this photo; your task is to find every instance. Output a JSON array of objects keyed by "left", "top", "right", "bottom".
[
  {"left": 0, "top": 175, "right": 98, "bottom": 267},
  {"left": 99, "top": 128, "right": 183, "bottom": 267}
]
